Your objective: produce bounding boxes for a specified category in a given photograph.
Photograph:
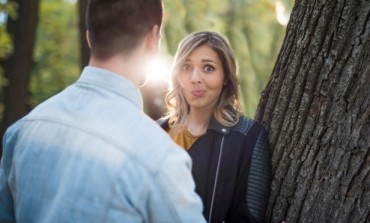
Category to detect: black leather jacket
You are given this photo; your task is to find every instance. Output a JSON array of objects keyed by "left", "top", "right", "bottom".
[{"left": 157, "top": 116, "right": 272, "bottom": 223}]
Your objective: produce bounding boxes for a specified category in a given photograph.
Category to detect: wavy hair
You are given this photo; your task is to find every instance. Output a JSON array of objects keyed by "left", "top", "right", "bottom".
[{"left": 165, "top": 31, "right": 242, "bottom": 129}]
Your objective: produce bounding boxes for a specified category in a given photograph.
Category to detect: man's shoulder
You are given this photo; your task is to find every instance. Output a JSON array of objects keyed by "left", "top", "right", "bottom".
[{"left": 112, "top": 113, "right": 187, "bottom": 174}]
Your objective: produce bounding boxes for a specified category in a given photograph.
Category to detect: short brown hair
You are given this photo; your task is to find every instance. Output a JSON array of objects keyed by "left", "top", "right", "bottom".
[{"left": 86, "top": 0, "right": 163, "bottom": 59}]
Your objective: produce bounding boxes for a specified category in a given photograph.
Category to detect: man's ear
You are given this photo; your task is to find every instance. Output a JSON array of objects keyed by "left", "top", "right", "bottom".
[
  {"left": 146, "top": 25, "right": 160, "bottom": 52},
  {"left": 86, "top": 30, "right": 91, "bottom": 49}
]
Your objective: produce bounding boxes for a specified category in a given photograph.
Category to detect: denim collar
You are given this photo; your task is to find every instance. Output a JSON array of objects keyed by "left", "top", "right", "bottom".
[{"left": 76, "top": 66, "right": 143, "bottom": 109}]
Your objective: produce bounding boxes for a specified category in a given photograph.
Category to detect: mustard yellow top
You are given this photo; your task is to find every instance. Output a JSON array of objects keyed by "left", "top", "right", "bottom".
[{"left": 168, "top": 127, "right": 204, "bottom": 151}]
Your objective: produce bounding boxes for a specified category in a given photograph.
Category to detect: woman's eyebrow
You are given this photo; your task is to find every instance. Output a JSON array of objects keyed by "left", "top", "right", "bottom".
[{"left": 201, "top": 59, "right": 217, "bottom": 64}]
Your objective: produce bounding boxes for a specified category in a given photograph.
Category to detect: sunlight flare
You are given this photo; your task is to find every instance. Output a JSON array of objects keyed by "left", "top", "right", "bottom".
[
  {"left": 275, "top": 0, "right": 291, "bottom": 26},
  {"left": 145, "top": 53, "right": 173, "bottom": 84}
]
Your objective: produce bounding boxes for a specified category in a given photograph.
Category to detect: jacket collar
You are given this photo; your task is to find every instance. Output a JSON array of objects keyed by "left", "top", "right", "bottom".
[
  {"left": 157, "top": 116, "right": 230, "bottom": 135},
  {"left": 207, "top": 117, "right": 230, "bottom": 134}
]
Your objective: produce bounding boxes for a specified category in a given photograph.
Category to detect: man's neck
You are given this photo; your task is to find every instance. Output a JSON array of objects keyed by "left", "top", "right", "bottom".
[{"left": 88, "top": 51, "right": 146, "bottom": 87}]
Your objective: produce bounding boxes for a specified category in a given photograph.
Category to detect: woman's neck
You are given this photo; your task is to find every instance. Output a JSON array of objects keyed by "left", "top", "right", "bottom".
[{"left": 187, "top": 109, "right": 212, "bottom": 136}]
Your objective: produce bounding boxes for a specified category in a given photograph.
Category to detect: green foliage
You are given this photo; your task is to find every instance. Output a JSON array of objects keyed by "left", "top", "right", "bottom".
[
  {"left": 0, "top": 25, "right": 12, "bottom": 58},
  {"left": 233, "top": 1, "right": 287, "bottom": 116},
  {"left": 30, "top": 0, "right": 79, "bottom": 107},
  {"left": 0, "top": 0, "right": 17, "bottom": 117},
  {"left": 0, "top": 1, "right": 16, "bottom": 59},
  {"left": 162, "top": 0, "right": 188, "bottom": 54}
]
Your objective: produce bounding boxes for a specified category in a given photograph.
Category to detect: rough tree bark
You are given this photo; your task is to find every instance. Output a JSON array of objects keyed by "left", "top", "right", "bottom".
[
  {"left": 0, "top": 0, "right": 40, "bottom": 155},
  {"left": 78, "top": 0, "right": 89, "bottom": 70},
  {"left": 255, "top": 0, "right": 370, "bottom": 222}
]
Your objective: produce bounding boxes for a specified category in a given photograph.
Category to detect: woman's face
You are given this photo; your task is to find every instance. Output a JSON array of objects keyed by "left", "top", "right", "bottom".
[{"left": 177, "top": 44, "right": 225, "bottom": 112}]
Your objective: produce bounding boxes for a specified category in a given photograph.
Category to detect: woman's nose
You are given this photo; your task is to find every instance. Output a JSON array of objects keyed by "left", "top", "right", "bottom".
[{"left": 190, "top": 69, "right": 202, "bottom": 84}]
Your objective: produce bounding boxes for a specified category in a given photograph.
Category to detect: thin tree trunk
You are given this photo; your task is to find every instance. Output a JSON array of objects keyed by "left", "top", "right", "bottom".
[
  {"left": 0, "top": 0, "right": 40, "bottom": 155},
  {"left": 78, "top": 0, "right": 89, "bottom": 70},
  {"left": 256, "top": 0, "right": 370, "bottom": 222}
]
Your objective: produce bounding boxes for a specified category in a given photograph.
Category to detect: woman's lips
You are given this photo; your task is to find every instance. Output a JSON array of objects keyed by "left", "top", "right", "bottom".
[{"left": 192, "top": 90, "right": 206, "bottom": 97}]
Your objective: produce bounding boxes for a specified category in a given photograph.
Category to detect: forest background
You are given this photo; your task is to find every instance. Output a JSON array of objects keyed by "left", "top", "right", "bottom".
[
  {"left": 1, "top": 1, "right": 369, "bottom": 222},
  {"left": 0, "top": 0, "right": 293, "bottom": 122}
]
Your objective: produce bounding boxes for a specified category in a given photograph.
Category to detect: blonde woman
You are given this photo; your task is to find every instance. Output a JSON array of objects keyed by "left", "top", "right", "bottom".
[{"left": 158, "top": 31, "right": 272, "bottom": 223}]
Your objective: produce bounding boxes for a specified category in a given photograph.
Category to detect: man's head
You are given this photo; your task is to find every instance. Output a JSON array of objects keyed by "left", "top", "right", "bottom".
[{"left": 86, "top": 0, "right": 163, "bottom": 60}]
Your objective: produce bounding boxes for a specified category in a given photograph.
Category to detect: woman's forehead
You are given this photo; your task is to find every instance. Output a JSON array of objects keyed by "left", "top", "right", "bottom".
[{"left": 184, "top": 45, "right": 220, "bottom": 63}]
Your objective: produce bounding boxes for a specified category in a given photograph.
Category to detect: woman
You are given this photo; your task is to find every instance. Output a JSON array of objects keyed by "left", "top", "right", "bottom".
[{"left": 158, "top": 31, "right": 272, "bottom": 223}]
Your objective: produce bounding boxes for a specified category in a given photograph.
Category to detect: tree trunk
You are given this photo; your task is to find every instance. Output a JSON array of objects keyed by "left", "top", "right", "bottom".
[
  {"left": 78, "top": 0, "right": 89, "bottom": 70},
  {"left": 0, "top": 0, "right": 40, "bottom": 155},
  {"left": 255, "top": 0, "right": 370, "bottom": 222}
]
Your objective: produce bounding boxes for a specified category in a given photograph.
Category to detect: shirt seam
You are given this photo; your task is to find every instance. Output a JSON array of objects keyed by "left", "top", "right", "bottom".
[
  {"left": 75, "top": 81, "right": 141, "bottom": 109},
  {"left": 18, "top": 117, "right": 157, "bottom": 173}
]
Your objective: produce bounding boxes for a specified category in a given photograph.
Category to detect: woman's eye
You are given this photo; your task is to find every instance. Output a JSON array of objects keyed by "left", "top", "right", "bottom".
[
  {"left": 181, "top": 64, "right": 192, "bottom": 71},
  {"left": 204, "top": 65, "right": 215, "bottom": 72}
]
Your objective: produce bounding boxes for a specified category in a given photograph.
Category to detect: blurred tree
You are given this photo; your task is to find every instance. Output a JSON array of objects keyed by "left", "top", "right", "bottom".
[
  {"left": 78, "top": 0, "right": 88, "bottom": 70},
  {"left": 256, "top": 0, "right": 370, "bottom": 222},
  {"left": 30, "top": 0, "right": 79, "bottom": 107},
  {"left": 0, "top": 0, "right": 17, "bottom": 120},
  {"left": 0, "top": 0, "right": 40, "bottom": 155},
  {"left": 0, "top": 1, "right": 16, "bottom": 59},
  {"left": 162, "top": 0, "right": 188, "bottom": 54}
]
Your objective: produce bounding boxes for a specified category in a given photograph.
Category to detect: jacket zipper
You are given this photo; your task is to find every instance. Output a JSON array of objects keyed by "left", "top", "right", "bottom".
[{"left": 208, "top": 135, "right": 225, "bottom": 223}]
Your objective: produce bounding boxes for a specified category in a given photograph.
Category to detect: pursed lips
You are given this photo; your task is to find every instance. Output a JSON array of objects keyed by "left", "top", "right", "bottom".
[{"left": 191, "top": 90, "right": 206, "bottom": 97}]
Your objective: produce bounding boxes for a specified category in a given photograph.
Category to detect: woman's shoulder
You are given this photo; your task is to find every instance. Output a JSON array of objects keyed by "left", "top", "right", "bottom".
[
  {"left": 156, "top": 115, "right": 171, "bottom": 128},
  {"left": 231, "top": 115, "right": 266, "bottom": 136}
]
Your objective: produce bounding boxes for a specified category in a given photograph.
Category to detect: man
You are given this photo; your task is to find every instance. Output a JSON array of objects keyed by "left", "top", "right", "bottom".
[{"left": 0, "top": 0, "right": 206, "bottom": 222}]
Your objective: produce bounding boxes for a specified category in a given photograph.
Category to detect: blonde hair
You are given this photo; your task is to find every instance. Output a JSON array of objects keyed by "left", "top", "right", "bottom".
[{"left": 165, "top": 31, "right": 242, "bottom": 129}]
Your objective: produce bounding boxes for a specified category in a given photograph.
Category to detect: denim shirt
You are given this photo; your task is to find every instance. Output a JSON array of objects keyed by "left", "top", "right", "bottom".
[{"left": 0, "top": 67, "right": 206, "bottom": 223}]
